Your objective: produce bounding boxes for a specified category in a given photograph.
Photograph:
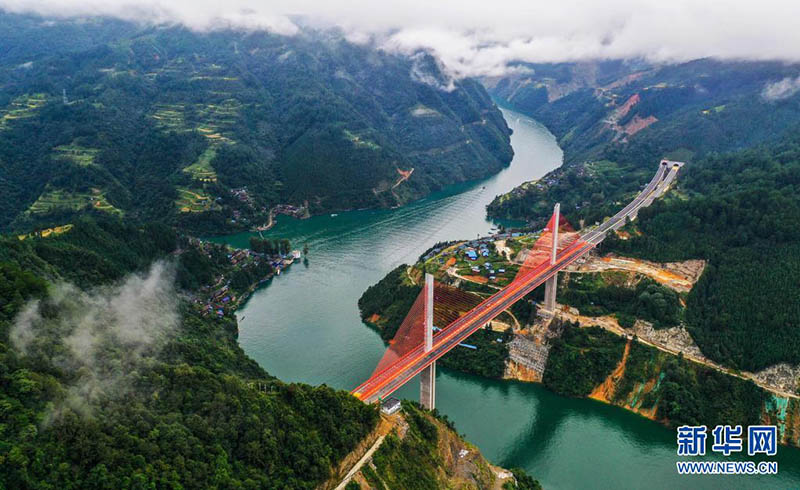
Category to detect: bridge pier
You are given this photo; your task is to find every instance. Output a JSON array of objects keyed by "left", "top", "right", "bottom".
[
  {"left": 353, "top": 166, "right": 679, "bottom": 405},
  {"left": 544, "top": 274, "right": 557, "bottom": 312},
  {"left": 420, "top": 363, "right": 436, "bottom": 410},
  {"left": 420, "top": 273, "right": 436, "bottom": 410},
  {"left": 542, "top": 203, "right": 560, "bottom": 314}
]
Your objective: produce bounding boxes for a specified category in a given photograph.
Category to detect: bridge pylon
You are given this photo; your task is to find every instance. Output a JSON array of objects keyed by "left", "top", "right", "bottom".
[
  {"left": 352, "top": 165, "right": 673, "bottom": 405},
  {"left": 420, "top": 273, "right": 436, "bottom": 410},
  {"left": 543, "top": 203, "right": 560, "bottom": 313}
]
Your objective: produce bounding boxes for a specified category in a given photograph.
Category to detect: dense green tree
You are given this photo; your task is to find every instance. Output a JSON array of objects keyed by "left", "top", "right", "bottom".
[
  {"left": 542, "top": 323, "right": 626, "bottom": 397},
  {"left": 560, "top": 274, "right": 682, "bottom": 328},
  {"left": 0, "top": 10, "right": 512, "bottom": 235},
  {"left": 358, "top": 265, "right": 422, "bottom": 340},
  {"left": 603, "top": 134, "right": 800, "bottom": 370},
  {"left": 0, "top": 219, "right": 378, "bottom": 488}
]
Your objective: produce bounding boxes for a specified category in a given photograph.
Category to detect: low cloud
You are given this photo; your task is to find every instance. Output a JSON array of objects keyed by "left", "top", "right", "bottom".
[
  {"left": 11, "top": 261, "right": 179, "bottom": 419},
  {"left": 762, "top": 76, "right": 800, "bottom": 101},
  {"left": 2, "top": 1, "right": 800, "bottom": 77},
  {"left": 408, "top": 52, "right": 457, "bottom": 92}
]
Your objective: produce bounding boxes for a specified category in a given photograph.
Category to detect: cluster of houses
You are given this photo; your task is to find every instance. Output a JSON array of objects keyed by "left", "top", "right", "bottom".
[
  {"left": 230, "top": 187, "right": 252, "bottom": 205},
  {"left": 468, "top": 261, "right": 506, "bottom": 281},
  {"left": 273, "top": 204, "right": 306, "bottom": 219},
  {"left": 414, "top": 230, "right": 534, "bottom": 288},
  {"left": 228, "top": 248, "right": 249, "bottom": 265},
  {"left": 191, "top": 240, "right": 299, "bottom": 318},
  {"left": 420, "top": 245, "right": 447, "bottom": 263},
  {"left": 455, "top": 235, "right": 522, "bottom": 282},
  {"left": 419, "top": 232, "right": 529, "bottom": 276},
  {"left": 464, "top": 244, "right": 490, "bottom": 261},
  {"left": 458, "top": 233, "right": 523, "bottom": 259},
  {"left": 203, "top": 282, "right": 234, "bottom": 318},
  {"left": 460, "top": 232, "right": 524, "bottom": 251}
]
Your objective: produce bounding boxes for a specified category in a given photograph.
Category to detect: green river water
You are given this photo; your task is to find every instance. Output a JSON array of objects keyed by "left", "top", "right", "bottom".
[{"left": 214, "top": 108, "right": 800, "bottom": 489}]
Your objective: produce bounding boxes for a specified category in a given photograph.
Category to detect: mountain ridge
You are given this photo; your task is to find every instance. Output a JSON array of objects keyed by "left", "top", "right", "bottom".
[{"left": 0, "top": 11, "right": 512, "bottom": 234}]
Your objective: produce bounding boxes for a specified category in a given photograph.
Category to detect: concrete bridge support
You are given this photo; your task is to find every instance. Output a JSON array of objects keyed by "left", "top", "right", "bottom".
[
  {"left": 543, "top": 203, "right": 560, "bottom": 313},
  {"left": 420, "top": 363, "right": 436, "bottom": 410},
  {"left": 420, "top": 273, "right": 436, "bottom": 410},
  {"left": 544, "top": 275, "right": 558, "bottom": 312}
]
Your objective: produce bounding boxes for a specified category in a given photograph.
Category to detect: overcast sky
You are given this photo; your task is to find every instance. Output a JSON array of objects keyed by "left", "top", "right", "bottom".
[{"left": 3, "top": 0, "right": 800, "bottom": 76}]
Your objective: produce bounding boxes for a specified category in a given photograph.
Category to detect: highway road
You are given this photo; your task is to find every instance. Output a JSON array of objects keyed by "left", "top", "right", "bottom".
[{"left": 353, "top": 161, "right": 680, "bottom": 403}]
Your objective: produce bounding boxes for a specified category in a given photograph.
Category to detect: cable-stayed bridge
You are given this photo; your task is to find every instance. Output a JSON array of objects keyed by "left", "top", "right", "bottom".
[{"left": 352, "top": 160, "right": 681, "bottom": 408}]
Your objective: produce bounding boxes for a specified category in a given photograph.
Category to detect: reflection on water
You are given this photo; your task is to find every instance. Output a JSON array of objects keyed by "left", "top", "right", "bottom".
[{"left": 214, "top": 108, "right": 800, "bottom": 489}]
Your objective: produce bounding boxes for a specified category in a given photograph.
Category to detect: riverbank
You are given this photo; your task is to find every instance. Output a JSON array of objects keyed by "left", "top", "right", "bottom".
[
  {"left": 320, "top": 401, "right": 533, "bottom": 490},
  {"left": 224, "top": 108, "right": 800, "bottom": 488},
  {"left": 358, "top": 230, "right": 800, "bottom": 448},
  {"left": 546, "top": 322, "right": 800, "bottom": 445},
  {"left": 186, "top": 237, "right": 298, "bottom": 320},
  {"left": 255, "top": 203, "right": 310, "bottom": 231},
  {"left": 545, "top": 311, "right": 800, "bottom": 446}
]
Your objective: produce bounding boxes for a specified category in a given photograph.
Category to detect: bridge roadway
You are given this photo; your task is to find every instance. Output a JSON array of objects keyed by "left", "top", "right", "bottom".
[{"left": 353, "top": 161, "right": 677, "bottom": 404}]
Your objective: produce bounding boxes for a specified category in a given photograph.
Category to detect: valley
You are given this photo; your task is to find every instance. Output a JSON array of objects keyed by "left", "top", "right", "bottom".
[
  {"left": 0, "top": 12, "right": 512, "bottom": 234},
  {"left": 3, "top": 6, "right": 800, "bottom": 489}
]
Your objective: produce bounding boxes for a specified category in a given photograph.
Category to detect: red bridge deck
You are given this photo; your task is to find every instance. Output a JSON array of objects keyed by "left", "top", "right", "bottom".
[{"left": 352, "top": 162, "right": 676, "bottom": 404}]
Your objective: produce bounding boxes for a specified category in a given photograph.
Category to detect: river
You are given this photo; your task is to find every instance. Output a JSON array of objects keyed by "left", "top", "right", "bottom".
[{"left": 213, "top": 107, "right": 800, "bottom": 488}]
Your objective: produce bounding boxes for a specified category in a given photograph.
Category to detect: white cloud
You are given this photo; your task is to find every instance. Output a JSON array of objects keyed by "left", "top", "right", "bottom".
[
  {"left": 3, "top": 0, "right": 800, "bottom": 76},
  {"left": 763, "top": 76, "right": 800, "bottom": 101},
  {"left": 11, "top": 261, "right": 179, "bottom": 419}
]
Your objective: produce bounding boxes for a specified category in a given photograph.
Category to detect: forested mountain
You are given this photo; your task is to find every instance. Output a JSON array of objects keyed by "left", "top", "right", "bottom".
[
  {"left": 488, "top": 59, "right": 800, "bottom": 373},
  {"left": 0, "top": 11, "right": 512, "bottom": 234},
  {"left": 0, "top": 218, "right": 535, "bottom": 488},
  {"left": 489, "top": 59, "right": 800, "bottom": 166},
  {"left": 0, "top": 11, "right": 524, "bottom": 484},
  {"left": 605, "top": 133, "right": 800, "bottom": 371},
  {"left": 486, "top": 59, "right": 800, "bottom": 225},
  {"left": 0, "top": 219, "right": 380, "bottom": 487}
]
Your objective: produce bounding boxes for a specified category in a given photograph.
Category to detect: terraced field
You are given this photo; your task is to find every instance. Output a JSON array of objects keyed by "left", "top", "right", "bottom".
[
  {"left": 344, "top": 129, "right": 381, "bottom": 150},
  {"left": 194, "top": 99, "right": 241, "bottom": 142},
  {"left": 91, "top": 191, "right": 121, "bottom": 214},
  {"left": 151, "top": 96, "right": 241, "bottom": 144},
  {"left": 0, "top": 93, "right": 47, "bottom": 130},
  {"left": 189, "top": 76, "right": 239, "bottom": 82},
  {"left": 183, "top": 146, "right": 218, "bottom": 182},
  {"left": 53, "top": 143, "right": 100, "bottom": 167},
  {"left": 98, "top": 67, "right": 134, "bottom": 77},
  {"left": 27, "top": 188, "right": 121, "bottom": 216},
  {"left": 17, "top": 224, "right": 74, "bottom": 240},
  {"left": 176, "top": 187, "right": 219, "bottom": 213},
  {"left": 151, "top": 103, "right": 187, "bottom": 131}
]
